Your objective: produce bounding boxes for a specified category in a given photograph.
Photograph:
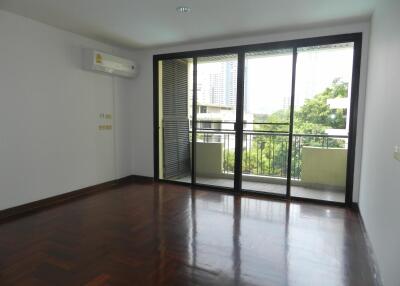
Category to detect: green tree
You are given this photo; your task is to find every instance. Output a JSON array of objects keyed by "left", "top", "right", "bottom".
[
  {"left": 225, "top": 79, "right": 349, "bottom": 177},
  {"left": 294, "top": 78, "right": 348, "bottom": 134}
]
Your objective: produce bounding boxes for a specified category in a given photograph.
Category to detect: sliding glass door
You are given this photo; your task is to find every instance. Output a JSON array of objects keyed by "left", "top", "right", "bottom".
[
  {"left": 195, "top": 54, "right": 239, "bottom": 188},
  {"left": 155, "top": 34, "right": 361, "bottom": 205},
  {"left": 290, "top": 43, "right": 355, "bottom": 203},
  {"left": 241, "top": 49, "right": 293, "bottom": 195}
]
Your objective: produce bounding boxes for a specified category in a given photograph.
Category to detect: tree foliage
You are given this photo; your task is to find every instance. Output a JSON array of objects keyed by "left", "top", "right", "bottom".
[
  {"left": 225, "top": 79, "right": 349, "bottom": 177},
  {"left": 294, "top": 78, "right": 348, "bottom": 134}
]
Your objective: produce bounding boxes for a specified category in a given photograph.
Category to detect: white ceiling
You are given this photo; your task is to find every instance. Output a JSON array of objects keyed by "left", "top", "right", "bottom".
[{"left": 0, "top": 0, "right": 376, "bottom": 49}]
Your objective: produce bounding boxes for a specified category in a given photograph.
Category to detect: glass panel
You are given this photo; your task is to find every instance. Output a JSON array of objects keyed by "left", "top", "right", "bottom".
[
  {"left": 195, "top": 54, "right": 238, "bottom": 188},
  {"left": 242, "top": 49, "right": 293, "bottom": 194},
  {"left": 291, "top": 43, "right": 354, "bottom": 202},
  {"left": 158, "top": 58, "right": 193, "bottom": 183}
]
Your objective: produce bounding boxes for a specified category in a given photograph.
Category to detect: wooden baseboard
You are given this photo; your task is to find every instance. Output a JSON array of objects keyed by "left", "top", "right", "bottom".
[
  {"left": 130, "top": 175, "right": 154, "bottom": 183},
  {"left": 351, "top": 202, "right": 360, "bottom": 211},
  {"left": 353, "top": 203, "right": 383, "bottom": 286},
  {"left": 0, "top": 174, "right": 154, "bottom": 223}
]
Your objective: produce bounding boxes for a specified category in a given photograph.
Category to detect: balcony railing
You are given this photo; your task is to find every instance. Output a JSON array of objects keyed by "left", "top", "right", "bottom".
[{"left": 193, "top": 129, "right": 347, "bottom": 180}]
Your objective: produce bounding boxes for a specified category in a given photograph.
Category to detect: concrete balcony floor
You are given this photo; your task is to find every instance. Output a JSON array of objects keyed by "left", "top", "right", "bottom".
[{"left": 176, "top": 176, "right": 345, "bottom": 203}]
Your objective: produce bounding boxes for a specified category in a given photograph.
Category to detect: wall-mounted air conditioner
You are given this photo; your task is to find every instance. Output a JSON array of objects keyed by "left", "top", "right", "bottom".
[{"left": 83, "top": 49, "right": 138, "bottom": 78}]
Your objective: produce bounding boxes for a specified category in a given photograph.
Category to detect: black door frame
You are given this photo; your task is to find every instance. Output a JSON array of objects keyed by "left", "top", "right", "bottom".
[{"left": 153, "top": 33, "right": 363, "bottom": 207}]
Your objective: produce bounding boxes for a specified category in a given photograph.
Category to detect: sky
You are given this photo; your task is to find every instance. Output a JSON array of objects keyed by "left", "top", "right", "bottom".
[
  {"left": 196, "top": 44, "right": 354, "bottom": 116},
  {"left": 244, "top": 45, "right": 354, "bottom": 115}
]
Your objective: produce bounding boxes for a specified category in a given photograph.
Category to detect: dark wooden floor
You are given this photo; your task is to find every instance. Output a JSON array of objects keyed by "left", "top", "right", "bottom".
[{"left": 0, "top": 181, "right": 377, "bottom": 286}]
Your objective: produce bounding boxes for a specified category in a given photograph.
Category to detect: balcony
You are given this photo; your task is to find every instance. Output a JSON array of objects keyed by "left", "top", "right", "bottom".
[{"left": 182, "top": 128, "right": 348, "bottom": 202}]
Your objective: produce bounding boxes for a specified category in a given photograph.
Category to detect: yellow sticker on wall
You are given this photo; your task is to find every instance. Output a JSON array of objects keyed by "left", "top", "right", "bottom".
[{"left": 96, "top": 53, "right": 103, "bottom": 64}]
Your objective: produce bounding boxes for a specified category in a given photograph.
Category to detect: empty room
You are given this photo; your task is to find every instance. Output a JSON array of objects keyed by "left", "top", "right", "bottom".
[{"left": 0, "top": 0, "right": 399, "bottom": 285}]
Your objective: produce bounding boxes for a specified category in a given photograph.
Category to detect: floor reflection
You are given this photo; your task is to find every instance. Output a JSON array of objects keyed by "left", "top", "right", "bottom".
[
  {"left": 151, "top": 184, "right": 373, "bottom": 286},
  {"left": 0, "top": 182, "right": 376, "bottom": 285}
]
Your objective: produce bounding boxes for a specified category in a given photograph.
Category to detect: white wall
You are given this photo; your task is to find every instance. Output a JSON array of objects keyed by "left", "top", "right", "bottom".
[
  {"left": 130, "top": 22, "right": 370, "bottom": 202},
  {"left": 0, "top": 10, "right": 136, "bottom": 211},
  {"left": 359, "top": 1, "right": 400, "bottom": 285}
]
